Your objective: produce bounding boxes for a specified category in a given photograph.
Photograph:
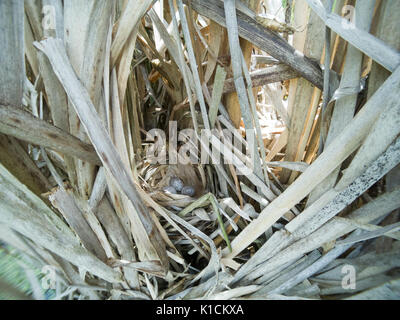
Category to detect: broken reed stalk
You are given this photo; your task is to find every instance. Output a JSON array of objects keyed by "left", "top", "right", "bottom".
[
  {"left": 34, "top": 38, "right": 169, "bottom": 270},
  {"left": 306, "top": 0, "right": 400, "bottom": 72},
  {"left": 186, "top": 0, "right": 323, "bottom": 89},
  {"left": 0, "top": 103, "right": 101, "bottom": 165}
]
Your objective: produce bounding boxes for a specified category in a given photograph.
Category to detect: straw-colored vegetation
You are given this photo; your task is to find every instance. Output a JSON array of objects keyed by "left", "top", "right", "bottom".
[{"left": 0, "top": 0, "right": 399, "bottom": 300}]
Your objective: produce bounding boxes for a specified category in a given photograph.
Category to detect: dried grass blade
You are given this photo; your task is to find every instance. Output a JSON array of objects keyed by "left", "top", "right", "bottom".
[
  {"left": 0, "top": 0, "right": 24, "bottom": 106},
  {"left": 0, "top": 103, "right": 101, "bottom": 165},
  {"left": 223, "top": 66, "right": 400, "bottom": 260},
  {"left": 177, "top": 0, "right": 210, "bottom": 130},
  {"left": 306, "top": 0, "right": 400, "bottom": 72},
  {"left": 0, "top": 163, "right": 121, "bottom": 283},
  {"left": 209, "top": 66, "right": 227, "bottom": 128},
  {"left": 42, "top": 148, "right": 107, "bottom": 262},
  {"left": 111, "top": 0, "right": 153, "bottom": 66},
  {"left": 35, "top": 38, "right": 169, "bottom": 270}
]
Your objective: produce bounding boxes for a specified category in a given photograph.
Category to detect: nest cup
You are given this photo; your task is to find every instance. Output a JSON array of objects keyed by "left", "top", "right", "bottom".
[{"left": 161, "top": 165, "right": 204, "bottom": 198}]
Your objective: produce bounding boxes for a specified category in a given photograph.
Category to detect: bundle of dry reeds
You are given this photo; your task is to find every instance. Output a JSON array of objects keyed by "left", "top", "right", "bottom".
[{"left": 0, "top": 0, "right": 399, "bottom": 300}]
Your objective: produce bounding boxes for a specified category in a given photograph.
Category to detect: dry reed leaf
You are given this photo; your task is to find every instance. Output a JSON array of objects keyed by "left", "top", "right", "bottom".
[
  {"left": 111, "top": 0, "right": 153, "bottom": 66},
  {"left": 223, "top": 67, "right": 400, "bottom": 261},
  {"left": 0, "top": 163, "right": 121, "bottom": 283},
  {"left": 35, "top": 38, "right": 169, "bottom": 271}
]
